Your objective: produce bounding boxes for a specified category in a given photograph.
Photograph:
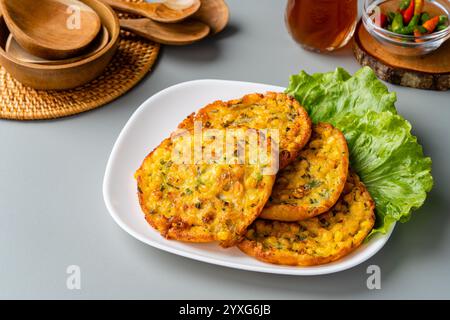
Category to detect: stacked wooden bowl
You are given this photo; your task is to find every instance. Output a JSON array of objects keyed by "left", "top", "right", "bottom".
[{"left": 0, "top": 0, "right": 229, "bottom": 90}]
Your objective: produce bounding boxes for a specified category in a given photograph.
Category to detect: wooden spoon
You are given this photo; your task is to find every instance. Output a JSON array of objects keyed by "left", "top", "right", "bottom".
[
  {"left": 193, "top": 0, "right": 229, "bottom": 34},
  {"left": 100, "top": 0, "right": 201, "bottom": 23},
  {"left": 119, "top": 18, "right": 210, "bottom": 45},
  {"left": 0, "top": 0, "right": 101, "bottom": 60},
  {"left": 6, "top": 26, "right": 110, "bottom": 65}
]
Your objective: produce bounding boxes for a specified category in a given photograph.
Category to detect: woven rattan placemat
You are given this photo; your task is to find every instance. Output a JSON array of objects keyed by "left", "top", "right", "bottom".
[{"left": 0, "top": 0, "right": 160, "bottom": 120}]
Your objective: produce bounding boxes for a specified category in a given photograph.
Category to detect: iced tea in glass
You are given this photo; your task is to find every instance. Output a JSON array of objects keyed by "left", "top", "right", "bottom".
[{"left": 286, "top": 0, "right": 358, "bottom": 52}]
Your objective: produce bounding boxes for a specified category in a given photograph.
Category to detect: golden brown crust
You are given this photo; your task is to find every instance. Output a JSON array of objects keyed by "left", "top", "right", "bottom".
[
  {"left": 260, "top": 123, "right": 349, "bottom": 221},
  {"left": 191, "top": 92, "right": 312, "bottom": 169},
  {"left": 177, "top": 112, "right": 195, "bottom": 131},
  {"left": 136, "top": 92, "right": 312, "bottom": 247},
  {"left": 238, "top": 234, "right": 360, "bottom": 266},
  {"left": 135, "top": 115, "right": 276, "bottom": 248},
  {"left": 238, "top": 172, "right": 375, "bottom": 266}
]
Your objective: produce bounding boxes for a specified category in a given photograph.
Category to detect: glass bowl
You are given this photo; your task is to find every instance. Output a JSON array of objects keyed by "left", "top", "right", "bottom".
[{"left": 362, "top": 0, "right": 450, "bottom": 56}]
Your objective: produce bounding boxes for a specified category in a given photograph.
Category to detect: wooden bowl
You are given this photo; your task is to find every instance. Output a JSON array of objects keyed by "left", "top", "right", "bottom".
[{"left": 0, "top": 0, "right": 120, "bottom": 90}]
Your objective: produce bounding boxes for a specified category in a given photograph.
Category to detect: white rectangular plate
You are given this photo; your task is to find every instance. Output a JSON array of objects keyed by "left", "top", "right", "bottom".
[{"left": 103, "top": 80, "right": 394, "bottom": 276}]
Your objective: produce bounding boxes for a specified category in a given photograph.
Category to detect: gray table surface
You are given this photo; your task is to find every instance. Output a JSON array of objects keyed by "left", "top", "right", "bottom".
[{"left": 1, "top": 0, "right": 449, "bottom": 300}]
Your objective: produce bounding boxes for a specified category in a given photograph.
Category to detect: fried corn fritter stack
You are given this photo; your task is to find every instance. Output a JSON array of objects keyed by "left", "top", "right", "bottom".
[
  {"left": 136, "top": 92, "right": 312, "bottom": 248},
  {"left": 136, "top": 91, "right": 376, "bottom": 266},
  {"left": 193, "top": 92, "right": 312, "bottom": 169},
  {"left": 136, "top": 117, "right": 277, "bottom": 248},
  {"left": 238, "top": 172, "right": 375, "bottom": 266},
  {"left": 261, "top": 123, "right": 349, "bottom": 221}
]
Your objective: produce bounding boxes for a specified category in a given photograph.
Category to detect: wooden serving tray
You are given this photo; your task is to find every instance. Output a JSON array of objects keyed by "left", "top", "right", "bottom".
[{"left": 353, "top": 20, "right": 450, "bottom": 91}]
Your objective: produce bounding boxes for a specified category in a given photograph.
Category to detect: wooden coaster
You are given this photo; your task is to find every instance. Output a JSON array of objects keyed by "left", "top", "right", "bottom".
[
  {"left": 0, "top": 0, "right": 160, "bottom": 120},
  {"left": 353, "top": 20, "right": 450, "bottom": 91}
]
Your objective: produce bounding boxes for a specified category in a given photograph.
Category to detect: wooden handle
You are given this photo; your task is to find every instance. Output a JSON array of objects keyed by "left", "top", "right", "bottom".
[
  {"left": 120, "top": 18, "right": 157, "bottom": 41},
  {"left": 100, "top": 0, "right": 155, "bottom": 18},
  {"left": 119, "top": 18, "right": 210, "bottom": 45}
]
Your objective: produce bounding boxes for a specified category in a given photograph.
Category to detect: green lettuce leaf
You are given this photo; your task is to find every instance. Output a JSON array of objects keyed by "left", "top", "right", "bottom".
[
  {"left": 286, "top": 67, "right": 398, "bottom": 124},
  {"left": 286, "top": 67, "right": 433, "bottom": 236},
  {"left": 337, "top": 112, "right": 433, "bottom": 236}
]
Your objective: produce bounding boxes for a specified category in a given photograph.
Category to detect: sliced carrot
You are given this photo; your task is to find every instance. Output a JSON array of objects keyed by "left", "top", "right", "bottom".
[
  {"left": 422, "top": 16, "right": 440, "bottom": 33},
  {"left": 414, "top": 29, "right": 424, "bottom": 42}
]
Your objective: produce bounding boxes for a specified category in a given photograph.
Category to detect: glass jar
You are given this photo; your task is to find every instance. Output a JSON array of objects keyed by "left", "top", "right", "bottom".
[{"left": 285, "top": 0, "right": 358, "bottom": 52}]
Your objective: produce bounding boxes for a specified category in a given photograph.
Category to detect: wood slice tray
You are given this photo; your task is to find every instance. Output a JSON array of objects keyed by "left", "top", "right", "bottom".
[{"left": 353, "top": 20, "right": 450, "bottom": 91}]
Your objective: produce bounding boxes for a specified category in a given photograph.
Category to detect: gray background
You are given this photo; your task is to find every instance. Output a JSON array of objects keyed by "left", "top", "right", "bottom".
[{"left": 1, "top": 0, "right": 449, "bottom": 299}]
